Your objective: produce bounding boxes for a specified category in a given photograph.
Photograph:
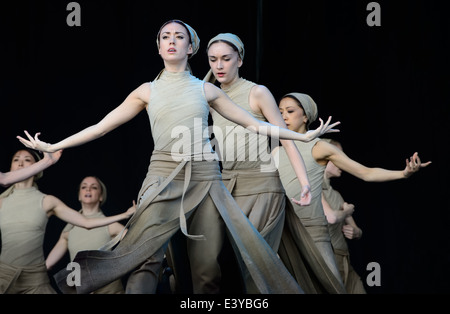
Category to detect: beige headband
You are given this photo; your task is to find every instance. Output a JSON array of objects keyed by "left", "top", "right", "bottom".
[
  {"left": 283, "top": 93, "right": 318, "bottom": 130},
  {"left": 204, "top": 33, "right": 245, "bottom": 84},
  {"left": 156, "top": 19, "right": 200, "bottom": 59}
]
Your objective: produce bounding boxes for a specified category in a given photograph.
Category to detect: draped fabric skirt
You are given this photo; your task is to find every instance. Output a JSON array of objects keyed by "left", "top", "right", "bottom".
[
  {"left": 278, "top": 204, "right": 347, "bottom": 294},
  {"left": 333, "top": 248, "right": 366, "bottom": 294},
  {"left": 54, "top": 152, "right": 303, "bottom": 294},
  {"left": 0, "top": 261, "right": 56, "bottom": 294}
]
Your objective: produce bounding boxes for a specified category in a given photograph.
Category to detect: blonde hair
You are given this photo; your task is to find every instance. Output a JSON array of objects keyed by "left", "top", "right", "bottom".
[{"left": 78, "top": 176, "right": 107, "bottom": 207}]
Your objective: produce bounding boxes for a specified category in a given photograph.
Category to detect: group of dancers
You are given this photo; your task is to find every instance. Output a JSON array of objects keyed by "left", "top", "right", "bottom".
[{"left": 0, "top": 19, "right": 430, "bottom": 294}]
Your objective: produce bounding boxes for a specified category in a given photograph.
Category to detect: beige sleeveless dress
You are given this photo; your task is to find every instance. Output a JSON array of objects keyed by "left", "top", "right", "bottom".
[
  {"left": 54, "top": 70, "right": 303, "bottom": 294},
  {"left": 209, "top": 78, "right": 286, "bottom": 292},
  {"left": 0, "top": 187, "right": 56, "bottom": 294},
  {"left": 277, "top": 140, "right": 347, "bottom": 293}
]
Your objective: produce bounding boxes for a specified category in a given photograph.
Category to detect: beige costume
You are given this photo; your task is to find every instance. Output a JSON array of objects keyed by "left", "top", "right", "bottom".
[
  {"left": 54, "top": 69, "right": 303, "bottom": 294},
  {"left": 322, "top": 177, "right": 366, "bottom": 293},
  {"left": 62, "top": 211, "right": 125, "bottom": 294},
  {"left": 276, "top": 92, "right": 346, "bottom": 293},
  {"left": 210, "top": 76, "right": 285, "bottom": 292},
  {"left": 199, "top": 33, "right": 287, "bottom": 293},
  {"left": 0, "top": 187, "right": 56, "bottom": 293}
]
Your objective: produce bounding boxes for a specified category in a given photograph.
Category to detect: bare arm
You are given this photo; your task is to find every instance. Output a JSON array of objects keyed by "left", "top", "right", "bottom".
[
  {"left": 43, "top": 195, "right": 135, "bottom": 230},
  {"left": 251, "top": 85, "right": 311, "bottom": 205},
  {"left": 17, "top": 83, "right": 150, "bottom": 152},
  {"left": 0, "top": 151, "right": 62, "bottom": 187},
  {"left": 205, "top": 83, "right": 340, "bottom": 143},
  {"left": 314, "top": 141, "right": 431, "bottom": 182},
  {"left": 46, "top": 231, "right": 69, "bottom": 270}
]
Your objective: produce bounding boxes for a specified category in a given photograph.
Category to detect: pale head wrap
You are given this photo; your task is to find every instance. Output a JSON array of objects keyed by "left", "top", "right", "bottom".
[
  {"left": 283, "top": 93, "right": 318, "bottom": 130},
  {"left": 156, "top": 19, "right": 200, "bottom": 59},
  {"left": 204, "top": 33, "right": 245, "bottom": 84},
  {"left": 155, "top": 19, "right": 200, "bottom": 79}
]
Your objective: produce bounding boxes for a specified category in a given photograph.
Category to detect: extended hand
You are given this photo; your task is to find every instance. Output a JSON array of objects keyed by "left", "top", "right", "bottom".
[
  {"left": 305, "top": 116, "right": 340, "bottom": 141},
  {"left": 291, "top": 185, "right": 311, "bottom": 206},
  {"left": 17, "top": 131, "right": 55, "bottom": 152},
  {"left": 403, "top": 152, "right": 432, "bottom": 178},
  {"left": 126, "top": 200, "right": 137, "bottom": 218}
]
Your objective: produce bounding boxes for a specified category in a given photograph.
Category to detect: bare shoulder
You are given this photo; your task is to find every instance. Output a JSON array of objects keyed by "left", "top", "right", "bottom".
[
  {"left": 250, "top": 84, "right": 274, "bottom": 101},
  {"left": 204, "top": 82, "right": 222, "bottom": 102},
  {"left": 133, "top": 82, "right": 151, "bottom": 102},
  {"left": 42, "top": 194, "right": 59, "bottom": 214},
  {"left": 251, "top": 84, "right": 271, "bottom": 96},
  {"left": 313, "top": 139, "right": 338, "bottom": 161}
]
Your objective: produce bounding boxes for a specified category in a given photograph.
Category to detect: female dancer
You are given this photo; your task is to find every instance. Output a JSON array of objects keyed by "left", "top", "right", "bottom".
[
  {"left": 0, "top": 150, "right": 61, "bottom": 187},
  {"left": 321, "top": 138, "right": 365, "bottom": 293},
  {"left": 0, "top": 149, "right": 135, "bottom": 294},
  {"left": 46, "top": 176, "right": 135, "bottom": 293},
  {"left": 201, "top": 33, "right": 313, "bottom": 293},
  {"left": 275, "top": 92, "right": 431, "bottom": 292},
  {"left": 18, "top": 20, "right": 338, "bottom": 294}
]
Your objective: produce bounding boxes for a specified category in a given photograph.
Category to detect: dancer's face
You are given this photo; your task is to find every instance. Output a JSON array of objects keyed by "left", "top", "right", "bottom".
[
  {"left": 10, "top": 150, "right": 37, "bottom": 171},
  {"left": 158, "top": 22, "right": 193, "bottom": 62},
  {"left": 78, "top": 176, "right": 103, "bottom": 205},
  {"left": 279, "top": 97, "right": 308, "bottom": 133},
  {"left": 207, "top": 41, "right": 242, "bottom": 85}
]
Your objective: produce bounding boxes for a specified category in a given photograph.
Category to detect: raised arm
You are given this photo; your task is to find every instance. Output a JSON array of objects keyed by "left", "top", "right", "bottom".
[
  {"left": 0, "top": 151, "right": 62, "bottom": 187},
  {"left": 43, "top": 196, "right": 136, "bottom": 230},
  {"left": 205, "top": 83, "right": 340, "bottom": 143},
  {"left": 17, "top": 83, "right": 150, "bottom": 153}
]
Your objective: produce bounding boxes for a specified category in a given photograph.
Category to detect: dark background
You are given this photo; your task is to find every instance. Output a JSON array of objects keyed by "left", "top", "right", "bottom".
[{"left": 0, "top": 0, "right": 448, "bottom": 294}]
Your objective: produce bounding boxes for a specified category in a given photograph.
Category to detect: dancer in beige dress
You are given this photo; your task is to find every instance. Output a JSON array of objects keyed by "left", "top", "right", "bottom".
[
  {"left": 195, "top": 33, "right": 312, "bottom": 293},
  {"left": 0, "top": 149, "right": 135, "bottom": 294},
  {"left": 275, "top": 92, "right": 431, "bottom": 293},
  {"left": 321, "top": 139, "right": 365, "bottom": 294},
  {"left": 46, "top": 176, "right": 135, "bottom": 293},
  {"left": 18, "top": 20, "right": 339, "bottom": 294}
]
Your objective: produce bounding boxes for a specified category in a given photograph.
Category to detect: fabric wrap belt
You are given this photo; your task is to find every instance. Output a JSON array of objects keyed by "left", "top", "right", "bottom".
[
  {"left": 221, "top": 168, "right": 285, "bottom": 196},
  {"left": 0, "top": 261, "right": 49, "bottom": 293},
  {"left": 101, "top": 151, "right": 222, "bottom": 250}
]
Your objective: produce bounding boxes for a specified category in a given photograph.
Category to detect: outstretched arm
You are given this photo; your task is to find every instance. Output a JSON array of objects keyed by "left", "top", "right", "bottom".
[
  {"left": 43, "top": 196, "right": 136, "bottom": 230},
  {"left": 205, "top": 83, "right": 340, "bottom": 143},
  {"left": 0, "top": 150, "right": 62, "bottom": 187},
  {"left": 316, "top": 141, "right": 432, "bottom": 182},
  {"left": 17, "top": 83, "right": 150, "bottom": 153}
]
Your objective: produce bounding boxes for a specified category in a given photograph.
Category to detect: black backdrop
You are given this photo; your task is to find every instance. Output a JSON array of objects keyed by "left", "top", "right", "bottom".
[{"left": 0, "top": 0, "right": 448, "bottom": 294}]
